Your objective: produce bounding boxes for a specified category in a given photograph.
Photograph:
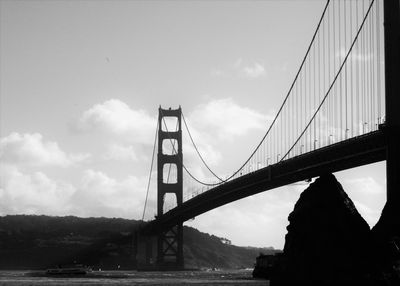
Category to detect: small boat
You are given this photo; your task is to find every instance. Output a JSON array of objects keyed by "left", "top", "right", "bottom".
[{"left": 46, "top": 264, "right": 90, "bottom": 276}]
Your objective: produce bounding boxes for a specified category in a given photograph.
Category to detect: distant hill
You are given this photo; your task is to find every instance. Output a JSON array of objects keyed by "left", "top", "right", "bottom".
[{"left": 0, "top": 215, "right": 279, "bottom": 270}]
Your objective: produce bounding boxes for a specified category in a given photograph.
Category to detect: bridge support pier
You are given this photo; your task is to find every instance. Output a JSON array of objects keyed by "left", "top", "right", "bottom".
[
  {"left": 133, "top": 230, "right": 158, "bottom": 270},
  {"left": 156, "top": 107, "right": 184, "bottom": 270}
]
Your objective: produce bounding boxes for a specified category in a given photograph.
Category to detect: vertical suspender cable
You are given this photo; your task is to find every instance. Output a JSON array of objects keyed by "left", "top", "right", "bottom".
[
  {"left": 340, "top": 0, "right": 342, "bottom": 140},
  {"left": 344, "top": 0, "right": 348, "bottom": 139},
  {"left": 350, "top": 0, "right": 354, "bottom": 137},
  {"left": 376, "top": 0, "right": 381, "bottom": 122},
  {"left": 361, "top": 0, "right": 365, "bottom": 133},
  {"left": 328, "top": 3, "right": 331, "bottom": 142},
  {"left": 282, "top": 0, "right": 376, "bottom": 161},
  {"left": 369, "top": 0, "right": 373, "bottom": 130},
  {"left": 357, "top": 0, "right": 360, "bottom": 129},
  {"left": 323, "top": 10, "right": 326, "bottom": 145}
]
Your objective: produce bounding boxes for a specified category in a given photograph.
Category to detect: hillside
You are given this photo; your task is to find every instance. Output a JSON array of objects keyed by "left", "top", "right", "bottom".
[{"left": 0, "top": 215, "right": 278, "bottom": 270}]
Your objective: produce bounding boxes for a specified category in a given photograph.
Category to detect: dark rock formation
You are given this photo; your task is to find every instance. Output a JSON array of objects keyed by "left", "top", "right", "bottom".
[
  {"left": 371, "top": 201, "right": 400, "bottom": 285},
  {"left": 272, "top": 173, "right": 375, "bottom": 286}
]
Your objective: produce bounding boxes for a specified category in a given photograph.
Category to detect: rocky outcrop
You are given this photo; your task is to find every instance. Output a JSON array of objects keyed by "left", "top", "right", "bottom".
[
  {"left": 272, "top": 173, "right": 375, "bottom": 286},
  {"left": 371, "top": 201, "right": 400, "bottom": 285}
]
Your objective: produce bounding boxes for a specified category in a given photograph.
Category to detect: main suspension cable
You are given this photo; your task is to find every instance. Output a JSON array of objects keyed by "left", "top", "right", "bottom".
[
  {"left": 141, "top": 118, "right": 159, "bottom": 221},
  {"left": 281, "top": 0, "right": 376, "bottom": 161},
  {"left": 181, "top": 112, "right": 225, "bottom": 182},
  {"left": 160, "top": 109, "right": 221, "bottom": 187},
  {"left": 181, "top": 0, "right": 331, "bottom": 186},
  {"left": 160, "top": 0, "right": 331, "bottom": 188}
]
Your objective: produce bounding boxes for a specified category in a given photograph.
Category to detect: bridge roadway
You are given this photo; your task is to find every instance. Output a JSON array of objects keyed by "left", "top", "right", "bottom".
[{"left": 144, "top": 126, "right": 388, "bottom": 234}]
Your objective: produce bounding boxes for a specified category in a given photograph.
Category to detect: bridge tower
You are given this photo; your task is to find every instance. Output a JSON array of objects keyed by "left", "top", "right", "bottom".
[
  {"left": 157, "top": 106, "right": 184, "bottom": 269},
  {"left": 384, "top": 0, "right": 400, "bottom": 209}
]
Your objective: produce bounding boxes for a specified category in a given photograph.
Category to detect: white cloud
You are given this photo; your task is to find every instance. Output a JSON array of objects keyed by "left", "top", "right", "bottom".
[
  {"left": 77, "top": 99, "right": 156, "bottom": 144},
  {"left": 104, "top": 144, "right": 138, "bottom": 161},
  {"left": 234, "top": 58, "right": 266, "bottom": 78},
  {"left": 0, "top": 165, "right": 154, "bottom": 220},
  {"left": 344, "top": 177, "right": 384, "bottom": 195},
  {"left": 69, "top": 169, "right": 152, "bottom": 218},
  {"left": 188, "top": 98, "right": 271, "bottom": 139},
  {"left": 0, "top": 132, "right": 89, "bottom": 167},
  {"left": 0, "top": 165, "right": 75, "bottom": 215},
  {"left": 242, "top": 63, "right": 266, "bottom": 78},
  {"left": 211, "top": 58, "right": 266, "bottom": 79}
]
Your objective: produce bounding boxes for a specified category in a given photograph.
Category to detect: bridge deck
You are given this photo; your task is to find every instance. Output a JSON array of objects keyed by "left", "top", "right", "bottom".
[{"left": 144, "top": 128, "right": 387, "bottom": 233}]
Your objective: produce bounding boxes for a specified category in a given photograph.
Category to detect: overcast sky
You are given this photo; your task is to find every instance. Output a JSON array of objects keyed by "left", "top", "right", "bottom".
[{"left": 0, "top": 0, "right": 386, "bottom": 248}]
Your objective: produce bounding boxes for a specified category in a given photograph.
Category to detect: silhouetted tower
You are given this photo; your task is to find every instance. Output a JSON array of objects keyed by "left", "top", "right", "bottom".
[
  {"left": 384, "top": 0, "right": 400, "bottom": 208},
  {"left": 157, "top": 106, "right": 184, "bottom": 269}
]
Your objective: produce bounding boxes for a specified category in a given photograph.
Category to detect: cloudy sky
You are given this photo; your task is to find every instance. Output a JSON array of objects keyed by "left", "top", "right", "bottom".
[{"left": 0, "top": 0, "right": 386, "bottom": 248}]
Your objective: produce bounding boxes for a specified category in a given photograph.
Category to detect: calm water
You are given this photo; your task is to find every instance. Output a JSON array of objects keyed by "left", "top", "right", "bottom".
[{"left": 0, "top": 270, "right": 268, "bottom": 285}]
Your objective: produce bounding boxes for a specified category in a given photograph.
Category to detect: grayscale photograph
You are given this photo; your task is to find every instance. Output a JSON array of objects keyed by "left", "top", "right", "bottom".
[{"left": 0, "top": 0, "right": 399, "bottom": 285}]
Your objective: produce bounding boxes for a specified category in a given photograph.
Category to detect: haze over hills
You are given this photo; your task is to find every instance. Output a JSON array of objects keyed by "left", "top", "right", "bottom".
[{"left": 0, "top": 215, "right": 279, "bottom": 270}]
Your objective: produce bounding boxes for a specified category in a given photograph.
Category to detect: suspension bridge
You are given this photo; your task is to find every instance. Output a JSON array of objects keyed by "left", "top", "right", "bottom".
[{"left": 135, "top": 0, "right": 399, "bottom": 270}]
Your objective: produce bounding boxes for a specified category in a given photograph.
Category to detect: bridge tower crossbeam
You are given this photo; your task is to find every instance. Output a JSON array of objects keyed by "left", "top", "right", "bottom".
[{"left": 156, "top": 106, "right": 184, "bottom": 269}]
